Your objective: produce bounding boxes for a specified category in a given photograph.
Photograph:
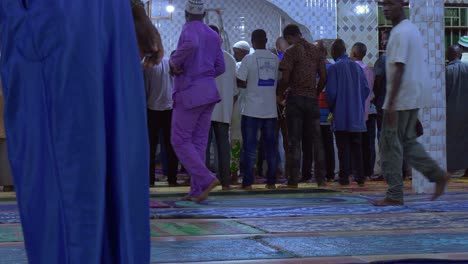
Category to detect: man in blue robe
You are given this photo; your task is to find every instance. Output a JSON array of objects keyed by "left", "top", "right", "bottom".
[{"left": 0, "top": 0, "right": 161, "bottom": 263}]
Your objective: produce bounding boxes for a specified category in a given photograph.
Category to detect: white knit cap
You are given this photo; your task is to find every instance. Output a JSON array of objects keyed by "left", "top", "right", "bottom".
[
  {"left": 233, "top": 41, "right": 251, "bottom": 51},
  {"left": 185, "top": 0, "right": 205, "bottom": 15},
  {"left": 459, "top": 36, "right": 468, "bottom": 48}
]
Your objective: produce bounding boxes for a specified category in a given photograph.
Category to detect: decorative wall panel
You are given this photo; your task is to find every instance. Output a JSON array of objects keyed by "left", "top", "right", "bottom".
[
  {"left": 337, "top": 0, "right": 379, "bottom": 65},
  {"left": 153, "top": 0, "right": 309, "bottom": 54}
]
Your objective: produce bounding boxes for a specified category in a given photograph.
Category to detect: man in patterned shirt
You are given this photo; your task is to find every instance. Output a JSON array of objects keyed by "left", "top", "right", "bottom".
[{"left": 278, "top": 24, "right": 327, "bottom": 188}]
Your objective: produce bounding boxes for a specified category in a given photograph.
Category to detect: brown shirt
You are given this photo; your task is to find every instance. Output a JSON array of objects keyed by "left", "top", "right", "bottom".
[{"left": 279, "top": 39, "right": 326, "bottom": 98}]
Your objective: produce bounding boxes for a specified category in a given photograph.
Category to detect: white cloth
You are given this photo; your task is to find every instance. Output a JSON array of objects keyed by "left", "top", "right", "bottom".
[
  {"left": 462, "top": 53, "right": 468, "bottom": 64},
  {"left": 384, "top": 19, "right": 430, "bottom": 111},
  {"left": 233, "top": 41, "right": 251, "bottom": 52},
  {"left": 143, "top": 57, "right": 174, "bottom": 111},
  {"left": 211, "top": 51, "right": 237, "bottom": 124},
  {"left": 237, "top": 49, "right": 279, "bottom": 119}
]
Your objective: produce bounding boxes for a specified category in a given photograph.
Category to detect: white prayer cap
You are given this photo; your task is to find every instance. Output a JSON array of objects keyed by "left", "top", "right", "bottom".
[
  {"left": 185, "top": 0, "right": 205, "bottom": 15},
  {"left": 233, "top": 41, "right": 251, "bottom": 51},
  {"left": 459, "top": 36, "right": 468, "bottom": 48}
]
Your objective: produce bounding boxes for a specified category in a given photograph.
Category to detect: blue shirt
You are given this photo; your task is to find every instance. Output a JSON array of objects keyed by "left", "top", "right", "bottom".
[{"left": 326, "top": 54, "right": 370, "bottom": 132}]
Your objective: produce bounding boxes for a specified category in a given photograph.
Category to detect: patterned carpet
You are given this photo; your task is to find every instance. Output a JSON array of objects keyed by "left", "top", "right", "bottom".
[{"left": 0, "top": 178, "right": 467, "bottom": 263}]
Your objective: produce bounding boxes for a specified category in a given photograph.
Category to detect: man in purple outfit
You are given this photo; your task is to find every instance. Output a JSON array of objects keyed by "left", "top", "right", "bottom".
[{"left": 170, "top": 0, "right": 225, "bottom": 202}]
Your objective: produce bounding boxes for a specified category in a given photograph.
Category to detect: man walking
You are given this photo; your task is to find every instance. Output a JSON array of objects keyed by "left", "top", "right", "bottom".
[
  {"left": 374, "top": 0, "right": 449, "bottom": 206},
  {"left": 170, "top": 0, "right": 225, "bottom": 202}
]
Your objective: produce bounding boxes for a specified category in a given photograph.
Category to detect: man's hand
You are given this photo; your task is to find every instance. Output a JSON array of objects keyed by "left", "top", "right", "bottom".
[
  {"left": 385, "top": 102, "right": 396, "bottom": 126},
  {"left": 169, "top": 61, "right": 184, "bottom": 76},
  {"left": 132, "top": 2, "right": 164, "bottom": 68}
]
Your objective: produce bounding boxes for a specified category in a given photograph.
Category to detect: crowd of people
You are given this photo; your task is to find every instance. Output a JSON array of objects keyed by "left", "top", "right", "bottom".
[
  {"left": 143, "top": 0, "right": 464, "bottom": 206},
  {"left": 0, "top": 0, "right": 466, "bottom": 262}
]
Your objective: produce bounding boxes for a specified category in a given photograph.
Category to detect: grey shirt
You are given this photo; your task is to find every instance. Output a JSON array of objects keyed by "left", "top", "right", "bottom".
[{"left": 143, "top": 58, "right": 174, "bottom": 111}]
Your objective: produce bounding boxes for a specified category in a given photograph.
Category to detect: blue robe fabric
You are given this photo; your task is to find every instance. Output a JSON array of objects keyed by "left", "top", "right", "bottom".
[{"left": 0, "top": 1, "right": 150, "bottom": 263}]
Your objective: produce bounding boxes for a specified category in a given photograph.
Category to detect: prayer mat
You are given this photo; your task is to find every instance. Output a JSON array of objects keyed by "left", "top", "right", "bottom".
[
  {"left": 150, "top": 220, "right": 264, "bottom": 237},
  {"left": 241, "top": 212, "right": 468, "bottom": 233}
]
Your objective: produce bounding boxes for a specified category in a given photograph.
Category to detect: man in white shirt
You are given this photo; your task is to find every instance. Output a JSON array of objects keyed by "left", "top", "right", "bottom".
[
  {"left": 230, "top": 41, "right": 252, "bottom": 185},
  {"left": 144, "top": 57, "right": 179, "bottom": 187},
  {"left": 374, "top": 0, "right": 449, "bottom": 206},
  {"left": 206, "top": 25, "right": 238, "bottom": 190},
  {"left": 237, "top": 29, "right": 280, "bottom": 189}
]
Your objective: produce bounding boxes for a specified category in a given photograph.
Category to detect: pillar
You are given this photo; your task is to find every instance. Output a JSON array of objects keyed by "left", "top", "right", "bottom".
[{"left": 409, "top": 0, "right": 447, "bottom": 193}]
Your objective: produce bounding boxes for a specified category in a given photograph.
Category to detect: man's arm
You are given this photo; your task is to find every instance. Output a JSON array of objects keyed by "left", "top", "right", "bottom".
[
  {"left": 317, "top": 58, "right": 327, "bottom": 95},
  {"left": 360, "top": 68, "right": 371, "bottom": 106},
  {"left": 131, "top": 0, "right": 164, "bottom": 68},
  {"left": 214, "top": 48, "right": 226, "bottom": 77},
  {"left": 170, "top": 28, "right": 199, "bottom": 70},
  {"left": 325, "top": 66, "right": 337, "bottom": 112},
  {"left": 277, "top": 50, "right": 294, "bottom": 97},
  {"left": 236, "top": 57, "right": 249, "bottom": 89},
  {"left": 386, "top": 63, "right": 405, "bottom": 111}
]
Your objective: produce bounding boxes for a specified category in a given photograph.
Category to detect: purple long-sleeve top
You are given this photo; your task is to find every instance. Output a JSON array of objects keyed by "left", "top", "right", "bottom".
[{"left": 170, "top": 21, "right": 225, "bottom": 109}]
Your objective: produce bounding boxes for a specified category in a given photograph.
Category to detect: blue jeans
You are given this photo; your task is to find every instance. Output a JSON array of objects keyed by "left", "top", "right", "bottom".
[{"left": 241, "top": 115, "right": 278, "bottom": 186}]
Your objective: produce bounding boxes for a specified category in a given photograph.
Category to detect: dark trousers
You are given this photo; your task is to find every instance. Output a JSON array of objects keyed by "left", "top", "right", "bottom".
[
  {"left": 335, "top": 131, "right": 364, "bottom": 184},
  {"left": 147, "top": 109, "right": 179, "bottom": 185},
  {"left": 362, "top": 114, "right": 377, "bottom": 177},
  {"left": 377, "top": 109, "right": 384, "bottom": 140},
  {"left": 206, "top": 121, "right": 231, "bottom": 187},
  {"left": 321, "top": 125, "right": 335, "bottom": 180},
  {"left": 286, "top": 96, "right": 326, "bottom": 185},
  {"left": 241, "top": 116, "right": 278, "bottom": 187}
]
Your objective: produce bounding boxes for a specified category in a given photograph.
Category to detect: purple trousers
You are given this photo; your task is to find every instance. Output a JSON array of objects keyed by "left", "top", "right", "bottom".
[{"left": 171, "top": 99, "right": 217, "bottom": 198}]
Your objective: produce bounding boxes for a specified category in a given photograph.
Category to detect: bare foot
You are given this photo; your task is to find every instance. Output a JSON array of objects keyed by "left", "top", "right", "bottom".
[
  {"left": 222, "top": 186, "right": 232, "bottom": 191},
  {"left": 180, "top": 195, "right": 192, "bottom": 201},
  {"left": 372, "top": 198, "right": 404, "bottom": 206},
  {"left": 239, "top": 185, "right": 252, "bottom": 190},
  {"left": 431, "top": 173, "right": 451, "bottom": 201},
  {"left": 192, "top": 179, "right": 220, "bottom": 203}
]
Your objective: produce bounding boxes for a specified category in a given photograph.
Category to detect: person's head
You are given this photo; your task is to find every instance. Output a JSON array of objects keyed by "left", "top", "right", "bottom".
[
  {"left": 232, "top": 41, "right": 251, "bottom": 62},
  {"left": 351, "top": 42, "right": 367, "bottom": 61},
  {"left": 313, "top": 40, "right": 328, "bottom": 59},
  {"left": 209, "top": 25, "right": 219, "bottom": 35},
  {"left": 251, "top": 29, "right": 267, "bottom": 50},
  {"left": 185, "top": 0, "right": 206, "bottom": 22},
  {"left": 447, "top": 45, "right": 462, "bottom": 62},
  {"left": 331, "top": 39, "right": 347, "bottom": 61},
  {"left": 209, "top": 24, "right": 223, "bottom": 45},
  {"left": 381, "top": 30, "right": 390, "bottom": 50},
  {"left": 276, "top": 37, "right": 289, "bottom": 53},
  {"left": 282, "top": 24, "right": 302, "bottom": 45},
  {"left": 383, "top": 0, "right": 405, "bottom": 23},
  {"left": 458, "top": 36, "right": 468, "bottom": 52}
]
